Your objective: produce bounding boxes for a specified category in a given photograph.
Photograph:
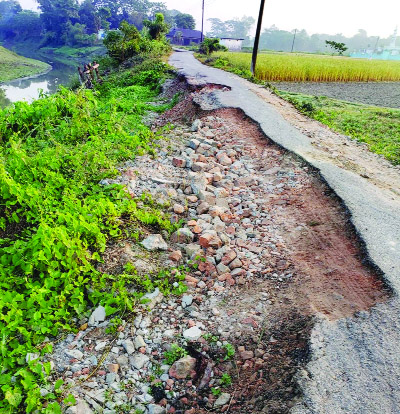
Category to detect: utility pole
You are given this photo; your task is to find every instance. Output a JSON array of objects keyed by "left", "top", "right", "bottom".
[
  {"left": 291, "top": 29, "right": 297, "bottom": 52},
  {"left": 201, "top": 0, "right": 205, "bottom": 42},
  {"left": 251, "top": 0, "right": 266, "bottom": 75},
  {"left": 374, "top": 36, "right": 380, "bottom": 52}
]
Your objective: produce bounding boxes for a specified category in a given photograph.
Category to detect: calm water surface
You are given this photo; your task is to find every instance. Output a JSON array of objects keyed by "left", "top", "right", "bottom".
[{"left": 0, "top": 58, "right": 77, "bottom": 108}]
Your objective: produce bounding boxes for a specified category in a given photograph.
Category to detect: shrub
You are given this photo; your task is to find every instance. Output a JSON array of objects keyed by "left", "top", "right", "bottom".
[{"left": 199, "top": 38, "right": 228, "bottom": 55}]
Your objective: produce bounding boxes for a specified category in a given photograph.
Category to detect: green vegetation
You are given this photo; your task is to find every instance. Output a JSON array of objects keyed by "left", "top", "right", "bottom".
[
  {"left": 164, "top": 344, "right": 188, "bottom": 364},
  {"left": 199, "top": 38, "right": 227, "bottom": 56},
  {"left": 222, "top": 343, "right": 236, "bottom": 361},
  {"left": 40, "top": 45, "right": 105, "bottom": 59},
  {"left": 220, "top": 373, "right": 232, "bottom": 387},
  {"left": 325, "top": 40, "right": 348, "bottom": 55},
  {"left": 0, "top": 21, "right": 179, "bottom": 411},
  {"left": 277, "top": 91, "right": 400, "bottom": 165},
  {"left": 0, "top": 46, "right": 50, "bottom": 83},
  {"left": 207, "top": 51, "right": 400, "bottom": 82}
]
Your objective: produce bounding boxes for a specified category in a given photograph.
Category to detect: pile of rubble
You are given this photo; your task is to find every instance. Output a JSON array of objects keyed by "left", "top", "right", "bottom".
[{"left": 45, "top": 113, "right": 310, "bottom": 414}]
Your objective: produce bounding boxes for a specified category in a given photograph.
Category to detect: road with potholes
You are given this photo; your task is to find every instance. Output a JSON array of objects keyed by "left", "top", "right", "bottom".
[{"left": 170, "top": 50, "right": 400, "bottom": 414}]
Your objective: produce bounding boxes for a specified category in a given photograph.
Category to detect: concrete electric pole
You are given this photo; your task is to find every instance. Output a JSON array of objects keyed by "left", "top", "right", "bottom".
[
  {"left": 251, "top": 0, "right": 266, "bottom": 75},
  {"left": 201, "top": 0, "right": 205, "bottom": 42},
  {"left": 291, "top": 29, "right": 297, "bottom": 52}
]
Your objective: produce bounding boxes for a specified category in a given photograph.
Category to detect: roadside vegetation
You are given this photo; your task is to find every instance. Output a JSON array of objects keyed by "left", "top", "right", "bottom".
[
  {"left": 277, "top": 91, "right": 400, "bottom": 165},
  {"left": 0, "top": 46, "right": 50, "bottom": 83},
  {"left": 205, "top": 51, "right": 400, "bottom": 82},
  {"left": 0, "top": 18, "right": 181, "bottom": 413}
]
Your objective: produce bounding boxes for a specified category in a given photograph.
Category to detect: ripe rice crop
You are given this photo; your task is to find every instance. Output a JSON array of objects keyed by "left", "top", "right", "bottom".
[{"left": 212, "top": 51, "right": 400, "bottom": 82}]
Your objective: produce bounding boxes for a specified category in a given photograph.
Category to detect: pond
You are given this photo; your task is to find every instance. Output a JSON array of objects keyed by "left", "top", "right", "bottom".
[{"left": 0, "top": 57, "right": 78, "bottom": 108}]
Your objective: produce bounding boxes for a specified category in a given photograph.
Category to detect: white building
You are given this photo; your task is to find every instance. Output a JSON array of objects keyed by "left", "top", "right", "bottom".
[{"left": 219, "top": 38, "right": 244, "bottom": 52}]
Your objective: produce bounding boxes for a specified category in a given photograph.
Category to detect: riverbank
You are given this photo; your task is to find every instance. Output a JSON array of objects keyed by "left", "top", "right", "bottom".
[{"left": 0, "top": 46, "right": 51, "bottom": 83}]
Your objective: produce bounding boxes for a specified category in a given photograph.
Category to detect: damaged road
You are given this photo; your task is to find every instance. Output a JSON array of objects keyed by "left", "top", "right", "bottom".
[{"left": 169, "top": 50, "right": 400, "bottom": 414}]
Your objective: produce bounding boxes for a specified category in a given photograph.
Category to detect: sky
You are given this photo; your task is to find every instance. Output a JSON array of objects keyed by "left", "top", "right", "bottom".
[{"left": 18, "top": 0, "right": 400, "bottom": 38}]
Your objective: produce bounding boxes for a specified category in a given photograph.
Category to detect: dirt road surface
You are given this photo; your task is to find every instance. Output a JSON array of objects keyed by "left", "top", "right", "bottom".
[{"left": 169, "top": 50, "right": 400, "bottom": 414}]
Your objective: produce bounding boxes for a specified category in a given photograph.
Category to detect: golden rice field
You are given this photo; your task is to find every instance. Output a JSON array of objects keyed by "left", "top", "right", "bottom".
[{"left": 211, "top": 51, "right": 400, "bottom": 82}]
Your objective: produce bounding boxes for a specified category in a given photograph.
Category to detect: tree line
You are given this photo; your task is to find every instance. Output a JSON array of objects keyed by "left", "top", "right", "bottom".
[
  {"left": 208, "top": 19, "right": 396, "bottom": 54},
  {"left": 0, "top": 0, "right": 195, "bottom": 48}
]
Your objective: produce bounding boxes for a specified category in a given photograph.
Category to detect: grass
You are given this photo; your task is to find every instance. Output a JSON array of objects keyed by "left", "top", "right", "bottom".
[
  {"left": 207, "top": 51, "right": 400, "bottom": 82},
  {"left": 0, "top": 57, "right": 184, "bottom": 412},
  {"left": 0, "top": 46, "right": 51, "bottom": 83},
  {"left": 277, "top": 91, "right": 400, "bottom": 165},
  {"left": 40, "top": 45, "right": 106, "bottom": 59}
]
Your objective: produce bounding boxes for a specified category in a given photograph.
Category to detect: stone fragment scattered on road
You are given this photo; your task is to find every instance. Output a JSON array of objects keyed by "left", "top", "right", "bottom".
[
  {"left": 169, "top": 355, "right": 196, "bottom": 379},
  {"left": 88, "top": 305, "right": 106, "bottom": 326},
  {"left": 141, "top": 234, "right": 168, "bottom": 251}
]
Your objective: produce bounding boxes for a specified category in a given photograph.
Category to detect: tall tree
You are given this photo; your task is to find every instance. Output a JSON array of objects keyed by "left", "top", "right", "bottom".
[
  {"left": 0, "top": 1, "right": 21, "bottom": 23},
  {"left": 37, "top": 0, "right": 79, "bottom": 42},
  {"left": 208, "top": 16, "right": 255, "bottom": 41},
  {"left": 174, "top": 12, "right": 195, "bottom": 30},
  {"left": 143, "top": 12, "right": 169, "bottom": 40}
]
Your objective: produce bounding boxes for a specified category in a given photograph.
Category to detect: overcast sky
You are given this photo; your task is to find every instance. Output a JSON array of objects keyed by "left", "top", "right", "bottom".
[{"left": 18, "top": 0, "right": 400, "bottom": 38}]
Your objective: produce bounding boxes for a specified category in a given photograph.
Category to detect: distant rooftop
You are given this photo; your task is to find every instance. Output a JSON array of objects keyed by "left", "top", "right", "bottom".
[{"left": 167, "top": 28, "right": 202, "bottom": 39}]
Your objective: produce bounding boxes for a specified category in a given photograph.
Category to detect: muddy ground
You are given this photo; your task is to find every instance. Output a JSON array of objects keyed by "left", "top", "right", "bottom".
[{"left": 271, "top": 81, "right": 400, "bottom": 108}]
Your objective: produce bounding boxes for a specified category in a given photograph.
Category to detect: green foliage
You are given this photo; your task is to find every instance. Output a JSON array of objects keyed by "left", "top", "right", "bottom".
[
  {"left": 174, "top": 12, "right": 195, "bottom": 30},
  {"left": 104, "top": 20, "right": 142, "bottom": 62},
  {"left": 164, "top": 344, "right": 188, "bottom": 364},
  {"left": 199, "top": 38, "right": 227, "bottom": 55},
  {"left": 220, "top": 373, "right": 232, "bottom": 387},
  {"left": 222, "top": 343, "right": 235, "bottom": 361},
  {"left": 203, "top": 333, "right": 219, "bottom": 343},
  {"left": 211, "top": 387, "right": 222, "bottom": 397},
  {"left": 0, "top": 46, "right": 179, "bottom": 411},
  {"left": 277, "top": 91, "right": 400, "bottom": 165},
  {"left": 143, "top": 13, "right": 169, "bottom": 41},
  {"left": 0, "top": 46, "right": 50, "bottom": 83},
  {"left": 104, "top": 20, "right": 171, "bottom": 63},
  {"left": 325, "top": 40, "right": 348, "bottom": 55}
]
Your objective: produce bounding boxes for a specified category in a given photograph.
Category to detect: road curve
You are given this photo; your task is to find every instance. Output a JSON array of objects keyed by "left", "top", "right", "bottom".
[{"left": 170, "top": 50, "right": 400, "bottom": 414}]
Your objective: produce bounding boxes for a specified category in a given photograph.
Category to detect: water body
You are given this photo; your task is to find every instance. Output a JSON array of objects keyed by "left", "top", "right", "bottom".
[{"left": 0, "top": 58, "right": 77, "bottom": 108}]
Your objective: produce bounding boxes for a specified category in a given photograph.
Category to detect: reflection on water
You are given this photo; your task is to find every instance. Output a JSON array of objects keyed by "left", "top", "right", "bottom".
[{"left": 0, "top": 59, "right": 77, "bottom": 108}]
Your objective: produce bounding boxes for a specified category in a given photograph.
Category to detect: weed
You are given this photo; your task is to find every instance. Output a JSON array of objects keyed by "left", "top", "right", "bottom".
[
  {"left": 223, "top": 343, "right": 236, "bottom": 361},
  {"left": 0, "top": 45, "right": 179, "bottom": 412},
  {"left": 211, "top": 387, "right": 222, "bottom": 397},
  {"left": 164, "top": 344, "right": 188, "bottom": 364},
  {"left": 220, "top": 373, "right": 232, "bottom": 387}
]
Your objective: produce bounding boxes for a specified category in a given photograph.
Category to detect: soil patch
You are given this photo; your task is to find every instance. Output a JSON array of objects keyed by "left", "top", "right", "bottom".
[{"left": 272, "top": 82, "right": 400, "bottom": 109}]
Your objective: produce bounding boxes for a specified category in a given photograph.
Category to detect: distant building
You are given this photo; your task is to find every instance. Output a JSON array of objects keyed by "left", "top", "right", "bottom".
[
  {"left": 167, "top": 28, "right": 203, "bottom": 46},
  {"left": 219, "top": 38, "right": 244, "bottom": 52},
  {"left": 97, "top": 29, "right": 105, "bottom": 40},
  {"left": 351, "top": 27, "right": 400, "bottom": 61}
]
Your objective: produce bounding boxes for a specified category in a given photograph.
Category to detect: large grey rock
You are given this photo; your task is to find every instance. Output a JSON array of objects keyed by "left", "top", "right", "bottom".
[
  {"left": 88, "top": 305, "right": 106, "bottom": 326},
  {"left": 121, "top": 339, "right": 135, "bottom": 355},
  {"left": 141, "top": 234, "right": 168, "bottom": 251},
  {"left": 183, "top": 326, "right": 202, "bottom": 341},
  {"left": 191, "top": 119, "right": 202, "bottom": 132},
  {"left": 182, "top": 295, "right": 193, "bottom": 308},
  {"left": 170, "top": 228, "right": 194, "bottom": 244},
  {"left": 214, "top": 392, "right": 231, "bottom": 407},
  {"left": 131, "top": 353, "right": 150, "bottom": 370},
  {"left": 148, "top": 404, "right": 166, "bottom": 414},
  {"left": 169, "top": 355, "right": 196, "bottom": 379},
  {"left": 65, "top": 349, "right": 84, "bottom": 361}
]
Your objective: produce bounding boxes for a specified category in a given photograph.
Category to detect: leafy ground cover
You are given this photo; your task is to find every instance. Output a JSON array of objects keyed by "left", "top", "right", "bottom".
[
  {"left": 204, "top": 51, "right": 400, "bottom": 82},
  {"left": 0, "top": 50, "right": 184, "bottom": 412},
  {"left": 0, "top": 46, "right": 51, "bottom": 83},
  {"left": 276, "top": 91, "right": 400, "bottom": 165}
]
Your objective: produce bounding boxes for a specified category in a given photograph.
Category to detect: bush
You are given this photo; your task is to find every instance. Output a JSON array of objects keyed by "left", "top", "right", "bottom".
[{"left": 199, "top": 38, "right": 228, "bottom": 55}]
